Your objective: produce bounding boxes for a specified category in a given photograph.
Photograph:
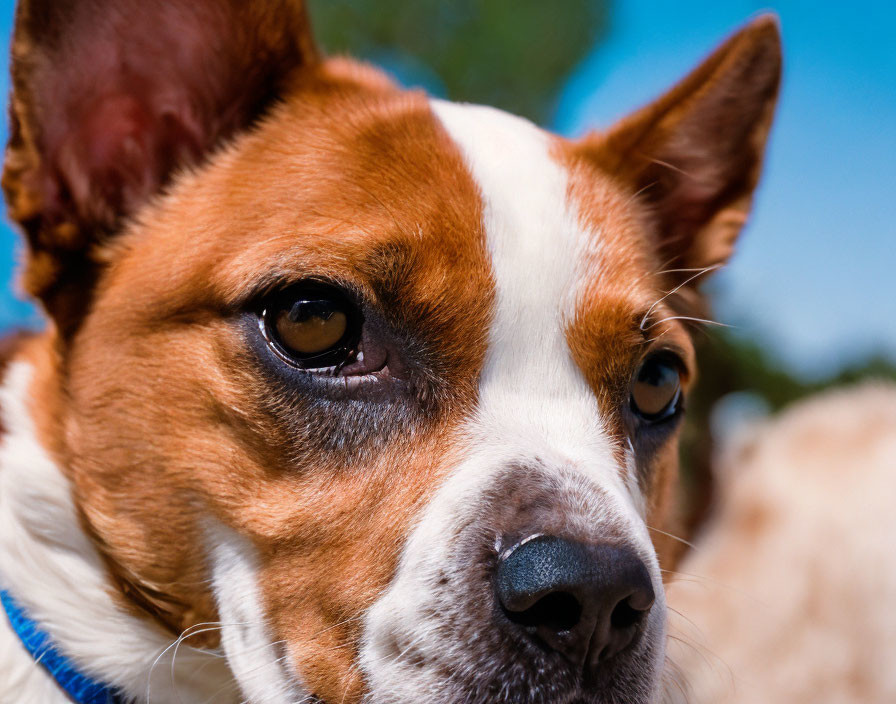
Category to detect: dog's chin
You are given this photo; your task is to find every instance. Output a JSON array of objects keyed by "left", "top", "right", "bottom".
[
  {"left": 356, "top": 658, "right": 662, "bottom": 704},
  {"left": 355, "top": 610, "right": 665, "bottom": 704},
  {"left": 427, "top": 658, "right": 661, "bottom": 704}
]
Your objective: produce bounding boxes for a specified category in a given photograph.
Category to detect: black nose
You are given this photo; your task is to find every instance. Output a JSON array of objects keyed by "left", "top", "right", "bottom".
[{"left": 496, "top": 535, "right": 655, "bottom": 672}]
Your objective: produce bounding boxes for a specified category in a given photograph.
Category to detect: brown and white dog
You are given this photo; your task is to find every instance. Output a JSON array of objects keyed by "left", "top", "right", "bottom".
[{"left": 0, "top": 2, "right": 780, "bottom": 702}]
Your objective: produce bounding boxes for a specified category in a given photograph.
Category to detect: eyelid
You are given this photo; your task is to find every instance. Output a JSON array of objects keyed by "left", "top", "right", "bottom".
[
  {"left": 642, "top": 334, "right": 695, "bottom": 384},
  {"left": 242, "top": 275, "right": 371, "bottom": 316},
  {"left": 642, "top": 346, "right": 688, "bottom": 374}
]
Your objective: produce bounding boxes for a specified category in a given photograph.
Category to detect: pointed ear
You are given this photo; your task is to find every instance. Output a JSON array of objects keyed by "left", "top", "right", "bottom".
[
  {"left": 2, "top": 0, "right": 317, "bottom": 331},
  {"left": 582, "top": 16, "right": 781, "bottom": 276}
]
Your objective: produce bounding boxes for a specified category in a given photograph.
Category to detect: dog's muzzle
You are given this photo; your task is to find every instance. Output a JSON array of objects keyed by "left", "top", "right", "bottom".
[{"left": 361, "top": 463, "right": 666, "bottom": 704}]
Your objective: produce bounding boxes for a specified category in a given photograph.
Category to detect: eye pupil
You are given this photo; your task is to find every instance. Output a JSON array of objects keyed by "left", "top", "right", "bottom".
[{"left": 631, "top": 356, "right": 682, "bottom": 421}]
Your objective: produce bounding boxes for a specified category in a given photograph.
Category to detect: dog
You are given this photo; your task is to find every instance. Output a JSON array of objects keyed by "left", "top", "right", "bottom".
[
  {"left": 0, "top": 1, "right": 780, "bottom": 702},
  {"left": 666, "top": 383, "right": 896, "bottom": 704}
]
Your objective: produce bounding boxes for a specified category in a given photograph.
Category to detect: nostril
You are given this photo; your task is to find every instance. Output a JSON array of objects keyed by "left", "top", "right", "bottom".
[
  {"left": 504, "top": 591, "right": 582, "bottom": 632},
  {"left": 610, "top": 596, "right": 647, "bottom": 630}
]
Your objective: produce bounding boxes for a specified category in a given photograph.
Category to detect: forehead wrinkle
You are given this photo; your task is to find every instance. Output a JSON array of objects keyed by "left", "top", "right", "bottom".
[{"left": 208, "top": 229, "right": 422, "bottom": 312}]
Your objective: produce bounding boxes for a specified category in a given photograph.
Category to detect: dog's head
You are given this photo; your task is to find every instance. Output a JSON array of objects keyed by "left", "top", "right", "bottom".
[{"left": 3, "top": 2, "right": 780, "bottom": 702}]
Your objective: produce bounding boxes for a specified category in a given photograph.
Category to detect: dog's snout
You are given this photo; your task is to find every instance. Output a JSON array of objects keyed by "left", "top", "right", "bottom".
[{"left": 496, "top": 535, "right": 655, "bottom": 672}]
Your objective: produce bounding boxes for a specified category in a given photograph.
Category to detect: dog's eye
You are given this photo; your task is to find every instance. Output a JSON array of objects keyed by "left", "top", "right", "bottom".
[
  {"left": 630, "top": 354, "right": 682, "bottom": 421},
  {"left": 260, "top": 286, "right": 361, "bottom": 370}
]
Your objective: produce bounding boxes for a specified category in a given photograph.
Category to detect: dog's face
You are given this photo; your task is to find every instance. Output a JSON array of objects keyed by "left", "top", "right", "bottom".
[{"left": 3, "top": 2, "right": 779, "bottom": 702}]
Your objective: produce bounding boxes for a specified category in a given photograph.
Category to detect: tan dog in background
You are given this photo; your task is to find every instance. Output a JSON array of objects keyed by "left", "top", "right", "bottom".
[{"left": 667, "top": 383, "right": 896, "bottom": 703}]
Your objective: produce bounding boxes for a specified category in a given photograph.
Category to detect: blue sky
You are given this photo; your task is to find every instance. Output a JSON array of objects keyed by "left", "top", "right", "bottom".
[
  {"left": 0, "top": 0, "right": 35, "bottom": 330},
  {"left": 0, "top": 0, "right": 893, "bottom": 378}
]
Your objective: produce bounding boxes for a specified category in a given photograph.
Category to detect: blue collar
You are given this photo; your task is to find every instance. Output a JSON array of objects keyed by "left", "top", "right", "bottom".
[{"left": 0, "top": 589, "right": 123, "bottom": 704}]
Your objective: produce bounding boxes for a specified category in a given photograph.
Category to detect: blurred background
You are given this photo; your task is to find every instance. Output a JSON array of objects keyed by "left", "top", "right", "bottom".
[{"left": 0, "top": 1, "right": 893, "bottom": 531}]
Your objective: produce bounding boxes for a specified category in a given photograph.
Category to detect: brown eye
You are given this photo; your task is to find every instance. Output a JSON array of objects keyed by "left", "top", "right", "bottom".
[
  {"left": 262, "top": 287, "right": 361, "bottom": 369},
  {"left": 276, "top": 307, "right": 347, "bottom": 356},
  {"left": 631, "top": 354, "right": 682, "bottom": 421}
]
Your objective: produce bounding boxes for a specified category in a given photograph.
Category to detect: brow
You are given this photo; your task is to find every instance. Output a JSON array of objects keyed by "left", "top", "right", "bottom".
[{"left": 228, "top": 236, "right": 422, "bottom": 319}]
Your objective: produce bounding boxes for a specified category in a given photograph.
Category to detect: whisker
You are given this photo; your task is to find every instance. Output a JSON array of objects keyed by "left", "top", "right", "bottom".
[
  {"left": 147, "top": 620, "right": 259, "bottom": 703},
  {"left": 661, "top": 654, "right": 689, "bottom": 704},
  {"left": 664, "top": 568, "right": 770, "bottom": 610},
  {"left": 207, "top": 646, "right": 295, "bottom": 704},
  {"left": 640, "top": 265, "right": 722, "bottom": 331},
  {"left": 391, "top": 632, "right": 428, "bottom": 666},
  {"left": 667, "top": 633, "right": 715, "bottom": 671},
  {"left": 308, "top": 613, "right": 364, "bottom": 641},
  {"left": 147, "top": 622, "right": 221, "bottom": 702},
  {"left": 191, "top": 635, "right": 294, "bottom": 704},
  {"left": 647, "top": 525, "right": 700, "bottom": 553},
  {"left": 665, "top": 605, "right": 711, "bottom": 645},
  {"left": 666, "top": 627, "right": 737, "bottom": 694},
  {"left": 648, "top": 157, "right": 695, "bottom": 179},
  {"left": 339, "top": 661, "right": 360, "bottom": 704},
  {"left": 647, "top": 315, "right": 731, "bottom": 329},
  {"left": 620, "top": 181, "right": 657, "bottom": 210},
  {"left": 646, "top": 327, "right": 672, "bottom": 344},
  {"left": 170, "top": 625, "right": 232, "bottom": 704}
]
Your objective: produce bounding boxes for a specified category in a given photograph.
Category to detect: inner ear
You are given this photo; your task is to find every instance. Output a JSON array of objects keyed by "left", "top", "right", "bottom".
[
  {"left": 578, "top": 15, "right": 782, "bottom": 277},
  {"left": 4, "top": 0, "right": 318, "bottom": 332}
]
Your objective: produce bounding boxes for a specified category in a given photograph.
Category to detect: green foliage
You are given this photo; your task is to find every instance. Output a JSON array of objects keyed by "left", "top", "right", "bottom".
[
  {"left": 691, "top": 328, "right": 896, "bottom": 417},
  {"left": 677, "top": 327, "right": 896, "bottom": 538},
  {"left": 307, "top": 0, "right": 608, "bottom": 125}
]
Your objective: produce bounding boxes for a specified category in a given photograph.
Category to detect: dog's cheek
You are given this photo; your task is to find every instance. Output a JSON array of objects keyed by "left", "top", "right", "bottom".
[
  {"left": 69, "top": 438, "right": 227, "bottom": 641},
  {"left": 59, "top": 331, "right": 242, "bottom": 638},
  {"left": 248, "top": 439, "right": 462, "bottom": 703},
  {"left": 643, "top": 436, "right": 685, "bottom": 571},
  {"left": 71, "top": 492, "right": 226, "bottom": 643}
]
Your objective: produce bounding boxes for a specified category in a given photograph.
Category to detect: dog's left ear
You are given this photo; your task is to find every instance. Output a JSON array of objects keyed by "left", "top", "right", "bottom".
[{"left": 580, "top": 15, "right": 782, "bottom": 276}]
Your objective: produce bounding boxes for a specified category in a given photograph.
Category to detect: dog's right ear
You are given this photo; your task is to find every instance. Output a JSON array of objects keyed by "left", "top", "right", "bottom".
[
  {"left": 3, "top": 0, "right": 317, "bottom": 334},
  {"left": 577, "top": 16, "right": 781, "bottom": 284}
]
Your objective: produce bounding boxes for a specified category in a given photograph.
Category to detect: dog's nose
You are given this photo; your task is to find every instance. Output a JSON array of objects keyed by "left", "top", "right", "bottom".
[{"left": 496, "top": 535, "right": 655, "bottom": 672}]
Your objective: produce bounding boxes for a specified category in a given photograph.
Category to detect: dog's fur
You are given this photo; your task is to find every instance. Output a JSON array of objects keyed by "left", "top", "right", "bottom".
[
  {"left": 666, "top": 383, "right": 896, "bottom": 704},
  {"left": 0, "top": 2, "right": 780, "bottom": 702}
]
